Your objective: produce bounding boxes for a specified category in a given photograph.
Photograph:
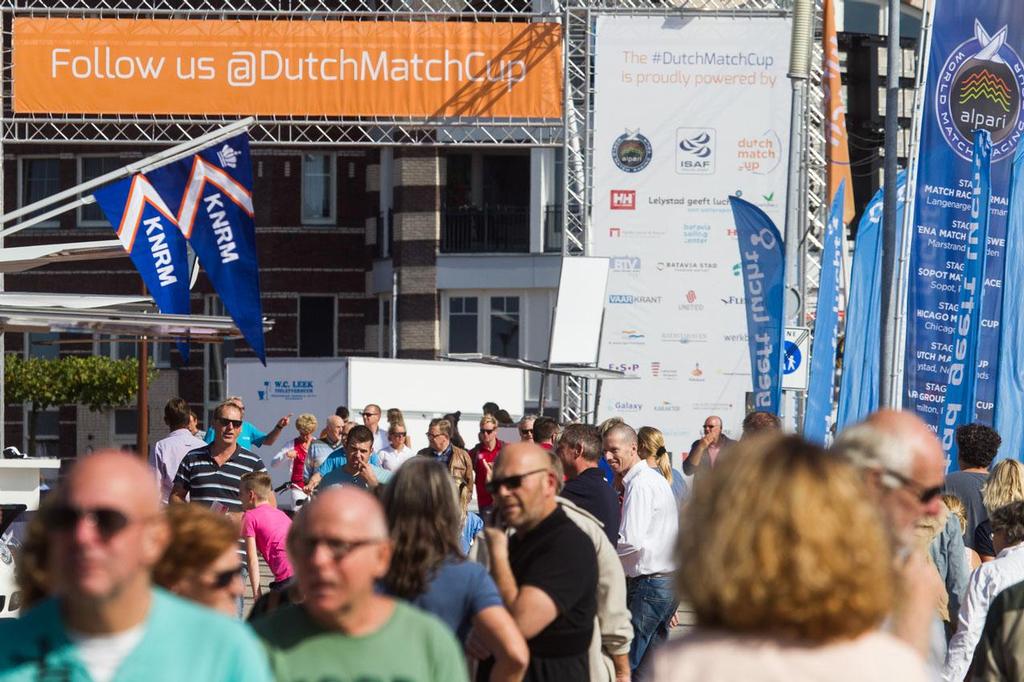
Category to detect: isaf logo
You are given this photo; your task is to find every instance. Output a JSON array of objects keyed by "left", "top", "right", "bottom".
[
  {"left": 676, "top": 128, "right": 715, "bottom": 174},
  {"left": 936, "top": 20, "right": 1024, "bottom": 162},
  {"left": 612, "top": 129, "right": 653, "bottom": 173}
]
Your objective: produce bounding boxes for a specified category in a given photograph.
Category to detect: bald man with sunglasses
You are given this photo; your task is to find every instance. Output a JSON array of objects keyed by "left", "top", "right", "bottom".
[
  {"left": 483, "top": 442, "right": 597, "bottom": 682},
  {"left": 0, "top": 450, "right": 272, "bottom": 680}
]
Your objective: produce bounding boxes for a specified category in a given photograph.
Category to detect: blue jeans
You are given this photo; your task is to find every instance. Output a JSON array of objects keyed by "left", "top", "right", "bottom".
[{"left": 626, "top": 575, "right": 677, "bottom": 680}]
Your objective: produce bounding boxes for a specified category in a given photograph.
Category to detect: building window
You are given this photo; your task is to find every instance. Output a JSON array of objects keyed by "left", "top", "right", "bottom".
[
  {"left": 79, "top": 156, "right": 123, "bottom": 225},
  {"left": 301, "top": 153, "right": 336, "bottom": 225},
  {"left": 299, "top": 296, "right": 336, "bottom": 357},
  {"left": 26, "top": 332, "right": 59, "bottom": 360},
  {"left": 448, "top": 297, "right": 479, "bottom": 354},
  {"left": 20, "top": 157, "right": 61, "bottom": 228},
  {"left": 490, "top": 296, "right": 520, "bottom": 358},
  {"left": 96, "top": 335, "right": 172, "bottom": 368}
]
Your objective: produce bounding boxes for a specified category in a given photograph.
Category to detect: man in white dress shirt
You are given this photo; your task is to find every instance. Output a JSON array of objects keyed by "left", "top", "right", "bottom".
[
  {"left": 603, "top": 422, "right": 678, "bottom": 680},
  {"left": 944, "top": 501, "right": 1024, "bottom": 681},
  {"left": 150, "top": 398, "right": 205, "bottom": 502}
]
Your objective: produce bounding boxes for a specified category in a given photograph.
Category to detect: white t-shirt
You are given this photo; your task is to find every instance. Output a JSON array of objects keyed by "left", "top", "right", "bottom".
[
  {"left": 67, "top": 622, "right": 146, "bottom": 682},
  {"left": 377, "top": 444, "right": 415, "bottom": 471}
]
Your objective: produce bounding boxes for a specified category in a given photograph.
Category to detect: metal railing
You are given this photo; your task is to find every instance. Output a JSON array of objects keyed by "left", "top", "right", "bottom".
[{"left": 441, "top": 204, "right": 530, "bottom": 253}]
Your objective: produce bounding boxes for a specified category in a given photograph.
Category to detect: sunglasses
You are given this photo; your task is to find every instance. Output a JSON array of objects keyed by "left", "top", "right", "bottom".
[
  {"left": 485, "top": 468, "right": 548, "bottom": 495},
  {"left": 702, "top": 425, "right": 718, "bottom": 431},
  {"left": 47, "top": 504, "right": 131, "bottom": 538},
  {"left": 519, "top": 429, "right": 533, "bottom": 435},
  {"left": 480, "top": 428, "right": 496, "bottom": 435},
  {"left": 208, "top": 566, "right": 243, "bottom": 589},
  {"left": 295, "top": 536, "right": 382, "bottom": 561},
  {"left": 884, "top": 469, "right": 943, "bottom": 504},
  {"left": 218, "top": 417, "right": 243, "bottom": 429},
  {"left": 361, "top": 412, "right": 379, "bottom": 418},
  {"left": 389, "top": 431, "right": 406, "bottom": 437}
]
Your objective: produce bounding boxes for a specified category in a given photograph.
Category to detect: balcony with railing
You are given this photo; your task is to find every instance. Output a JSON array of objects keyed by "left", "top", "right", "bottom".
[{"left": 441, "top": 204, "right": 530, "bottom": 254}]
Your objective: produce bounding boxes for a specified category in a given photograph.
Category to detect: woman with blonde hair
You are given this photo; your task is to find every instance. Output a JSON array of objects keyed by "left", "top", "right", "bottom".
[
  {"left": 378, "top": 411, "right": 414, "bottom": 471},
  {"left": 271, "top": 412, "right": 318, "bottom": 487},
  {"left": 653, "top": 434, "right": 926, "bottom": 681},
  {"left": 153, "top": 504, "right": 243, "bottom": 616},
  {"left": 974, "top": 459, "right": 1024, "bottom": 562},
  {"left": 638, "top": 426, "right": 688, "bottom": 504}
]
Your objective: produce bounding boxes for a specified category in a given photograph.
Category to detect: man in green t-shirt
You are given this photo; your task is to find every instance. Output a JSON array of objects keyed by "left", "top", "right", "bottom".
[{"left": 251, "top": 485, "right": 468, "bottom": 682}]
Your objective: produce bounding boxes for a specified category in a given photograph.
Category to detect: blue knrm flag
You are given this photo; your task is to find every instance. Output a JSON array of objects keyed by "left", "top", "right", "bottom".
[
  {"left": 804, "top": 182, "right": 845, "bottom": 444},
  {"left": 837, "top": 172, "right": 907, "bottom": 431},
  {"left": 994, "top": 143, "right": 1024, "bottom": 463},
  {"left": 941, "top": 129, "right": 993, "bottom": 472},
  {"left": 93, "top": 173, "right": 191, "bottom": 361},
  {"left": 728, "top": 196, "right": 785, "bottom": 416},
  {"left": 148, "top": 133, "right": 266, "bottom": 364}
]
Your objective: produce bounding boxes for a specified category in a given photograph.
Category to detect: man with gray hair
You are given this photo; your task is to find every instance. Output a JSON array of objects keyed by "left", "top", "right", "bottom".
[
  {"left": 604, "top": 422, "right": 677, "bottom": 679},
  {"left": 832, "top": 409, "right": 961, "bottom": 666},
  {"left": 944, "top": 500, "right": 1024, "bottom": 681},
  {"left": 559, "top": 423, "right": 619, "bottom": 544}
]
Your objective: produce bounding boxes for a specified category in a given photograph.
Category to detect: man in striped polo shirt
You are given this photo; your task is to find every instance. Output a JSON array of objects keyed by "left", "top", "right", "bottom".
[{"left": 169, "top": 399, "right": 267, "bottom": 509}]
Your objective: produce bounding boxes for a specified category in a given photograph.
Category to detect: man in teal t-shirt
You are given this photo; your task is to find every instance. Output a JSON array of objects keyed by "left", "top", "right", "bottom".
[
  {"left": 251, "top": 485, "right": 466, "bottom": 682},
  {"left": 0, "top": 451, "right": 273, "bottom": 682}
]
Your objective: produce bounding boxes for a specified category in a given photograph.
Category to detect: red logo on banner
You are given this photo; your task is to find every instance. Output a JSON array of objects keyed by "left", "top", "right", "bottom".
[
  {"left": 686, "top": 290, "right": 697, "bottom": 304},
  {"left": 610, "top": 190, "right": 636, "bottom": 210}
]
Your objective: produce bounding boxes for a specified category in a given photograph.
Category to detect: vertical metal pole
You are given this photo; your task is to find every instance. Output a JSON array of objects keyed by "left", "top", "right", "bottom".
[
  {"left": 391, "top": 270, "right": 398, "bottom": 358},
  {"left": 784, "top": 0, "right": 813, "bottom": 429},
  {"left": 137, "top": 336, "right": 148, "bottom": 459},
  {"left": 880, "top": 0, "right": 902, "bottom": 407}
]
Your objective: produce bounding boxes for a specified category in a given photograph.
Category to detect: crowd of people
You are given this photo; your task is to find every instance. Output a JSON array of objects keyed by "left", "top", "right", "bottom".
[{"left": 2, "top": 395, "right": 1023, "bottom": 681}]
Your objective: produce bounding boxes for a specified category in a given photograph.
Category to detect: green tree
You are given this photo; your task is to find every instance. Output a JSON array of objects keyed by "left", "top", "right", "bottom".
[{"left": 5, "top": 354, "right": 158, "bottom": 455}]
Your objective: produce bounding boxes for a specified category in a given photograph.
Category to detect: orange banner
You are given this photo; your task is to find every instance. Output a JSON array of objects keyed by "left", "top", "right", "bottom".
[
  {"left": 823, "top": 0, "right": 855, "bottom": 224},
  {"left": 13, "top": 18, "right": 564, "bottom": 119}
]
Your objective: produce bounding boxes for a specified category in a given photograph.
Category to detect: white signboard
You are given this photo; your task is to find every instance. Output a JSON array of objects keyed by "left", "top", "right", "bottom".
[
  {"left": 549, "top": 257, "right": 610, "bottom": 365},
  {"left": 592, "top": 15, "right": 792, "bottom": 451},
  {"left": 782, "top": 327, "right": 810, "bottom": 391}
]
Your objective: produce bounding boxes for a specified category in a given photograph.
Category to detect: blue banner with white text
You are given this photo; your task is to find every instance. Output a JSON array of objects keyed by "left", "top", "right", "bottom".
[
  {"left": 906, "top": 9, "right": 1023, "bottom": 431},
  {"left": 93, "top": 174, "right": 192, "bottom": 360},
  {"left": 994, "top": 144, "right": 1024, "bottom": 463},
  {"left": 837, "top": 171, "right": 907, "bottom": 431},
  {"left": 148, "top": 133, "right": 266, "bottom": 364},
  {"left": 940, "top": 130, "right": 992, "bottom": 471},
  {"left": 729, "top": 196, "right": 785, "bottom": 415},
  {"left": 804, "top": 183, "right": 845, "bottom": 444}
]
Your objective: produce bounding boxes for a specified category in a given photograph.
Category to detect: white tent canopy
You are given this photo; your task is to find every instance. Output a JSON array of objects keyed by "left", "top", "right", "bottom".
[{"left": 0, "top": 240, "right": 125, "bottom": 273}]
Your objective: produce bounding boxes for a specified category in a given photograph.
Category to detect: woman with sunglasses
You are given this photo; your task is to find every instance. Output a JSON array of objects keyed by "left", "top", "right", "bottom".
[
  {"left": 153, "top": 504, "right": 244, "bottom": 617},
  {"left": 378, "top": 419, "right": 415, "bottom": 472},
  {"left": 381, "top": 457, "right": 528, "bottom": 681}
]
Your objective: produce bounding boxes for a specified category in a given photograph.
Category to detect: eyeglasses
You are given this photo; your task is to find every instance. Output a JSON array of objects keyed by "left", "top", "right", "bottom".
[
  {"left": 480, "top": 428, "right": 496, "bottom": 435},
  {"left": 295, "top": 535, "right": 383, "bottom": 561},
  {"left": 208, "top": 566, "right": 242, "bottom": 589},
  {"left": 217, "top": 417, "right": 243, "bottom": 429},
  {"left": 361, "top": 412, "right": 379, "bottom": 418},
  {"left": 427, "top": 432, "right": 445, "bottom": 439},
  {"left": 47, "top": 504, "right": 131, "bottom": 539},
  {"left": 485, "top": 468, "right": 549, "bottom": 494},
  {"left": 884, "top": 469, "right": 943, "bottom": 504}
]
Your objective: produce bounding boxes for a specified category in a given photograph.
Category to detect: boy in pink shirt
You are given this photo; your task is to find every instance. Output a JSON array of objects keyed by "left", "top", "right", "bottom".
[{"left": 239, "top": 471, "right": 294, "bottom": 600}]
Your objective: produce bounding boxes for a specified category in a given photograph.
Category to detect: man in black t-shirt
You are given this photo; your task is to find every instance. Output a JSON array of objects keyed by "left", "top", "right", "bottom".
[
  {"left": 484, "top": 442, "right": 598, "bottom": 682},
  {"left": 558, "top": 423, "right": 619, "bottom": 545}
]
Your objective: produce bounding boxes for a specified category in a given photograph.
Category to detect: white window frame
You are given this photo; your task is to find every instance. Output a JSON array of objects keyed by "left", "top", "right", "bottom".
[
  {"left": 77, "top": 154, "right": 124, "bottom": 227},
  {"left": 441, "top": 290, "right": 525, "bottom": 358},
  {"left": 297, "top": 295, "right": 339, "bottom": 358},
  {"left": 18, "top": 155, "right": 62, "bottom": 228},
  {"left": 300, "top": 153, "right": 338, "bottom": 225},
  {"left": 94, "top": 334, "right": 172, "bottom": 369}
]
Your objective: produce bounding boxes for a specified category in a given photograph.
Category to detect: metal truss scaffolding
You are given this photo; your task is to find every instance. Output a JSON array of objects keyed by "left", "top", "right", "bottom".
[{"left": 0, "top": 0, "right": 827, "bottom": 425}]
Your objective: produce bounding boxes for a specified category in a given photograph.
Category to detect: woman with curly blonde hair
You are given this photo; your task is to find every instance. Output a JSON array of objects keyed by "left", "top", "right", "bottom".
[
  {"left": 271, "top": 412, "right": 318, "bottom": 487},
  {"left": 653, "top": 434, "right": 925, "bottom": 681},
  {"left": 973, "top": 459, "right": 1024, "bottom": 562}
]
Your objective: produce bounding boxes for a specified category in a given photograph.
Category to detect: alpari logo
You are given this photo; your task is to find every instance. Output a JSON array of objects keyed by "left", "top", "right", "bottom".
[
  {"left": 721, "top": 296, "right": 745, "bottom": 305},
  {"left": 614, "top": 400, "right": 643, "bottom": 412},
  {"left": 610, "top": 190, "right": 636, "bottom": 210},
  {"left": 610, "top": 256, "right": 641, "bottom": 273},
  {"left": 612, "top": 129, "right": 653, "bottom": 173},
  {"left": 677, "top": 127, "right": 716, "bottom": 175},
  {"left": 936, "top": 20, "right": 1024, "bottom": 162}
]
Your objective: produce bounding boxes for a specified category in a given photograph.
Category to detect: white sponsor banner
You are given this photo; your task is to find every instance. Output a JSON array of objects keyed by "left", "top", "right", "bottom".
[{"left": 593, "top": 15, "right": 791, "bottom": 454}]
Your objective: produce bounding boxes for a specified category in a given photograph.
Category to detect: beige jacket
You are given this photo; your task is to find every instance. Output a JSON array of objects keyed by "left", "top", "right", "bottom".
[{"left": 558, "top": 496, "right": 633, "bottom": 682}]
